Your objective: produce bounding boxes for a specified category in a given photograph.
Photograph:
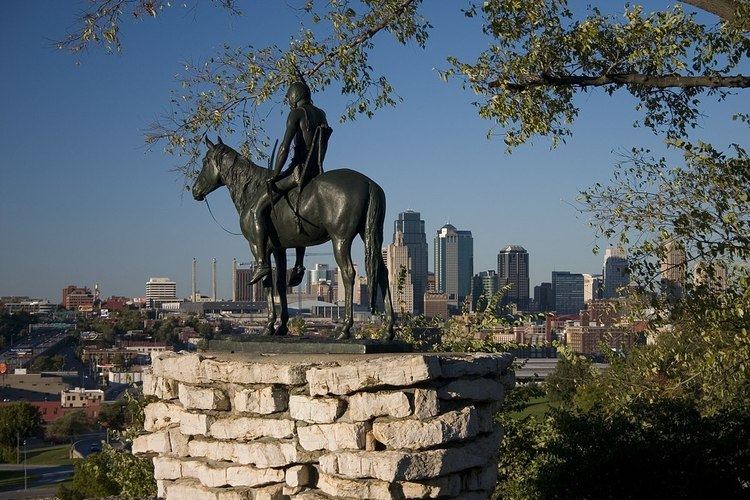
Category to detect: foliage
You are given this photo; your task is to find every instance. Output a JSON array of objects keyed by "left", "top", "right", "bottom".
[
  {"left": 29, "top": 354, "right": 66, "bottom": 372},
  {"left": 0, "top": 312, "right": 34, "bottom": 346},
  {"left": 288, "top": 316, "right": 308, "bottom": 336},
  {"left": 45, "top": 410, "right": 92, "bottom": 442},
  {"left": 544, "top": 343, "right": 595, "bottom": 403},
  {"left": 497, "top": 399, "right": 750, "bottom": 499},
  {"left": 447, "top": 0, "right": 750, "bottom": 148},
  {"left": 61, "top": 392, "right": 156, "bottom": 499},
  {"left": 0, "top": 403, "right": 43, "bottom": 460}
]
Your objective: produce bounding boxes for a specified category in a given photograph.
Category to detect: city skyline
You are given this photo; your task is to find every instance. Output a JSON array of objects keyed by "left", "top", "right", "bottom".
[{"left": 1, "top": 3, "right": 743, "bottom": 301}]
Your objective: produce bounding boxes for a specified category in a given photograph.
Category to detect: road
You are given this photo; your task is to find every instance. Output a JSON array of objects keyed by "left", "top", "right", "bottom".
[
  {"left": 0, "top": 465, "right": 72, "bottom": 499},
  {"left": 0, "top": 326, "right": 73, "bottom": 368},
  {"left": 515, "top": 358, "right": 609, "bottom": 381}
]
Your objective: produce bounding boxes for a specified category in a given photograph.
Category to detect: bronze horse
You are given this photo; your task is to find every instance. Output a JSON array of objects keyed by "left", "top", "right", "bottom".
[{"left": 192, "top": 137, "right": 395, "bottom": 339}]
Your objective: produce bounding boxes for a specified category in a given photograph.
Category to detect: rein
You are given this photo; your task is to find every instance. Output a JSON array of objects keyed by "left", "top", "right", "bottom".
[{"left": 204, "top": 198, "right": 243, "bottom": 236}]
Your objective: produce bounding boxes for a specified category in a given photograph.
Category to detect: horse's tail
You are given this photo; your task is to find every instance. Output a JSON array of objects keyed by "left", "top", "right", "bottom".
[{"left": 364, "top": 182, "right": 387, "bottom": 313}]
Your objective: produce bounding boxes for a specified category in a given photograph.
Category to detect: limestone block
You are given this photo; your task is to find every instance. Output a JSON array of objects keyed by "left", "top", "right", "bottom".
[
  {"left": 285, "top": 464, "right": 313, "bottom": 487},
  {"left": 233, "top": 385, "right": 288, "bottom": 414},
  {"left": 152, "top": 456, "right": 181, "bottom": 480},
  {"left": 475, "top": 404, "right": 496, "bottom": 433},
  {"left": 164, "top": 479, "right": 250, "bottom": 500},
  {"left": 465, "top": 462, "right": 498, "bottom": 492},
  {"left": 399, "top": 474, "right": 462, "bottom": 498},
  {"left": 152, "top": 352, "right": 204, "bottom": 384},
  {"left": 319, "top": 430, "right": 501, "bottom": 481},
  {"left": 437, "top": 377, "right": 505, "bottom": 401},
  {"left": 289, "top": 395, "right": 344, "bottom": 423},
  {"left": 317, "top": 471, "right": 392, "bottom": 499},
  {"left": 203, "top": 357, "right": 310, "bottom": 385},
  {"left": 232, "top": 441, "right": 301, "bottom": 468},
  {"left": 306, "top": 355, "right": 442, "bottom": 396},
  {"left": 188, "top": 439, "right": 235, "bottom": 463},
  {"left": 181, "top": 459, "right": 228, "bottom": 488},
  {"left": 167, "top": 426, "right": 190, "bottom": 456},
  {"left": 438, "top": 352, "right": 513, "bottom": 378},
  {"left": 297, "top": 422, "right": 367, "bottom": 451},
  {"left": 209, "top": 416, "right": 295, "bottom": 440},
  {"left": 132, "top": 429, "right": 172, "bottom": 455},
  {"left": 142, "top": 373, "right": 179, "bottom": 400},
  {"left": 283, "top": 485, "right": 304, "bottom": 496},
  {"left": 178, "top": 383, "right": 230, "bottom": 410},
  {"left": 226, "top": 464, "right": 285, "bottom": 487},
  {"left": 156, "top": 479, "right": 169, "bottom": 499},
  {"left": 372, "top": 407, "right": 479, "bottom": 450},
  {"left": 348, "top": 391, "right": 411, "bottom": 421},
  {"left": 180, "top": 411, "right": 214, "bottom": 436},
  {"left": 144, "top": 402, "right": 183, "bottom": 432},
  {"left": 413, "top": 388, "right": 440, "bottom": 419},
  {"left": 289, "top": 491, "right": 332, "bottom": 500}
]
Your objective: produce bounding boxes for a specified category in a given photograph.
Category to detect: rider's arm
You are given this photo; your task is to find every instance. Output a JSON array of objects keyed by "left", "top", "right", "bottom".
[{"left": 272, "top": 111, "right": 300, "bottom": 178}]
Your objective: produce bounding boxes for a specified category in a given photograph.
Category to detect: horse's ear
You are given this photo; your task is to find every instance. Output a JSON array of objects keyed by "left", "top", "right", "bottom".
[
  {"left": 205, "top": 136, "right": 215, "bottom": 149},
  {"left": 217, "top": 136, "right": 224, "bottom": 146}
]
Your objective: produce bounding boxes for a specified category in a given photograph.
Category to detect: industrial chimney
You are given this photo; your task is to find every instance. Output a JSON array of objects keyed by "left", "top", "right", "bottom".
[
  {"left": 192, "top": 258, "right": 197, "bottom": 302},
  {"left": 232, "top": 258, "right": 237, "bottom": 301},
  {"left": 212, "top": 258, "right": 218, "bottom": 301}
]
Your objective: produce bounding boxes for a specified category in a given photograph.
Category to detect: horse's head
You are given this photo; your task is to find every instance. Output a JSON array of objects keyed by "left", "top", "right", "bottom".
[{"left": 192, "top": 136, "right": 229, "bottom": 201}]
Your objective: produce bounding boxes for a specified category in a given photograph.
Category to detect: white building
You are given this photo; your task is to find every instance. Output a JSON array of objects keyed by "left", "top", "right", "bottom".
[
  {"left": 61, "top": 387, "right": 104, "bottom": 408},
  {"left": 145, "top": 277, "right": 177, "bottom": 300}
]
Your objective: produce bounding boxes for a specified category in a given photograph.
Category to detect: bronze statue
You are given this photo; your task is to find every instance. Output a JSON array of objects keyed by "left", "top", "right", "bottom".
[
  {"left": 249, "top": 80, "right": 332, "bottom": 286},
  {"left": 192, "top": 135, "right": 395, "bottom": 340}
]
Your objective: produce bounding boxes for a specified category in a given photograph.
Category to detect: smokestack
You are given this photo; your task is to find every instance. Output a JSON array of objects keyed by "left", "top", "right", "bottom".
[
  {"left": 192, "top": 258, "right": 197, "bottom": 302},
  {"left": 212, "top": 258, "right": 218, "bottom": 301},
  {"left": 232, "top": 258, "right": 237, "bottom": 301}
]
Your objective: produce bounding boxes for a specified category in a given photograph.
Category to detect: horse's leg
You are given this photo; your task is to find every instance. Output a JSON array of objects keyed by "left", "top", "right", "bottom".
[
  {"left": 332, "top": 237, "right": 355, "bottom": 340},
  {"left": 288, "top": 247, "right": 306, "bottom": 288},
  {"left": 262, "top": 256, "right": 275, "bottom": 336},
  {"left": 273, "top": 249, "right": 289, "bottom": 336},
  {"left": 378, "top": 260, "right": 396, "bottom": 340}
]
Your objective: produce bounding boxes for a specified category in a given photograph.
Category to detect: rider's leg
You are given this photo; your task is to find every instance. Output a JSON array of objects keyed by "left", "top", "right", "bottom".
[
  {"left": 249, "top": 191, "right": 273, "bottom": 284},
  {"left": 288, "top": 247, "right": 306, "bottom": 288}
]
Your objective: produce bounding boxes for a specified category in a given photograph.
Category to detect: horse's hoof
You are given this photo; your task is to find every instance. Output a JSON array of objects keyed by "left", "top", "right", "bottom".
[{"left": 274, "top": 325, "right": 289, "bottom": 336}]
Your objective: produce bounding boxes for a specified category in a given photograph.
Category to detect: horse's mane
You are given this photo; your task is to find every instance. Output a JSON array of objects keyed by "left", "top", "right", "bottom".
[{"left": 214, "top": 144, "right": 272, "bottom": 205}]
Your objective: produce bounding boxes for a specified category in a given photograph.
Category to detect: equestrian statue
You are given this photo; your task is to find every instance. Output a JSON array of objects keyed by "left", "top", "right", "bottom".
[{"left": 191, "top": 80, "right": 395, "bottom": 340}]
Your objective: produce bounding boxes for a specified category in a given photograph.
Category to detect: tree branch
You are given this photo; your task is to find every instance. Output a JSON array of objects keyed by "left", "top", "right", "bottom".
[
  {"left": 306, "top": 0, "right": 420, "bottom": 77},
  {"left": 679, "top": 0, "right": 743, "bottom": 22},
  {"left": 496, "top": 72, "right": 750, "bottom": 90}
]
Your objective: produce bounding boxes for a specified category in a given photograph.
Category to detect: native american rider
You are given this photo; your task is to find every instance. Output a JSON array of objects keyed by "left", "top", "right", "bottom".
[{"left": 249, "top": 80, "right": 332, "bottom": 285}]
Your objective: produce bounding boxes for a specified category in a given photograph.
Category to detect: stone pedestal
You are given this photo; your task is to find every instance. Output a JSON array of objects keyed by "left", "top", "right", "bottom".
[{"left": 137, "top": 351, "right": 514, "bottom": 499}]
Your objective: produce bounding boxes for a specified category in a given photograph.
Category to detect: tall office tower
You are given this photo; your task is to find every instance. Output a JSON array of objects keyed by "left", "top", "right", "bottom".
[
  {"left": 393, "top": 211, "right": 428, "bottom": 314},
  {"left": 211, "top": 258, "right": 218, "bottom": 301},
  {"left": 434, "top": 224, "right": 474, "bottom": 309},
  {"left": 306, "top": 263, "right": 330, "bottom": 293},
  {"left": 661, "top": 239, "right": 687, "bottom": 299},
  {"left": 534, "top": 282, "right": 553, "bottom": 312},
  {"left": 385, "top": 231, "right": 415, "bottom": 313},
  {"left": 551, "top": 271, "right": 585, "bottom": 315},
  {"left": 232, "top": 259, "right": 238, "bottom": 301},
  {"left": 602, "top": 247, "right": 628, "bottom": 299},
  {"left": 145, "top": 277, "right": 178, "bottom": 301},
  {"left": 471, "top": 270, "right": 499, "bottom": 311},
  {"left": 583, "top": 273, "right": 603, "bottom": 303},
  {"left": 234, "top": 266, "right": 254, "bottom": 301},
  {"left": 192, "top": 258, "right": 198, "bottom": 302},
  {"left": 497, "top": 245, "right": 530, "bottom": 310},
  {"left": 694, "top": 260, "right": 728, "bottom": 293}
]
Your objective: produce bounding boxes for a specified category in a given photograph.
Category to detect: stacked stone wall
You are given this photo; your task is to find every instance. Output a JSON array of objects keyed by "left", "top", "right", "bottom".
[{"left": 136, "top": 351, "right": 514, "bottom": 499}]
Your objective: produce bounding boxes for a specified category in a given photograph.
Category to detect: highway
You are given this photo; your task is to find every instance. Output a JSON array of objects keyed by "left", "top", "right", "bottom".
[{"left": 0, "top": 325, "right": 74, "bottom": 369}]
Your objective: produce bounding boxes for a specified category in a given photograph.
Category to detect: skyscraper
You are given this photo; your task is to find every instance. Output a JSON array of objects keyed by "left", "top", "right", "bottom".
[
  {"left": 533, "top": 282, "right": 553, "bottom": 312},
  {"left": 551, "top": 271, "right": 584, "bottom": 315},
  {"left": 602, "top": 247, "right": 628, "bottom": 299},
  {"left": 497, "top": 245, "right": 530, "bottom": 310},
  {"left": 471, "top": 270, "right": 499, "bottom": 311},
  {"left": 145, "top": 277, "right": 177, "bottom": 301},
  {"left": 385, "top": 231, "right": 415, "bottom": 314},
  {"left": 393, "top": 211, "right": 428, "bottom": 314},
  {"left": 583, "top": 273, "right": 603, "bottom": 303},
  {"left": 661, "top": 239, "right": 687, "bottom": 299},
  {"left": 434, "top": 224, "right": 473, "bottom": 309}
]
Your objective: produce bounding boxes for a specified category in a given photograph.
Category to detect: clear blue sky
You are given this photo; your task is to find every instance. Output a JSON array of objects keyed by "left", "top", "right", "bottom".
[{"left": 0, "top": 1, "right": 744, "bottom": 301}]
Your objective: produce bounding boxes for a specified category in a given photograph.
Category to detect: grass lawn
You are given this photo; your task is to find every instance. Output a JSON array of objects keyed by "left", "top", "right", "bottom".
[
  {"left": 512, "top": 395, "right": 558, "bottom": 419},
  {"left": 24, "top": 444, "right": 72, "bottom": 466}
]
